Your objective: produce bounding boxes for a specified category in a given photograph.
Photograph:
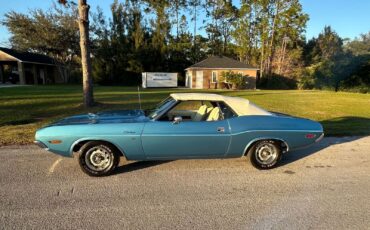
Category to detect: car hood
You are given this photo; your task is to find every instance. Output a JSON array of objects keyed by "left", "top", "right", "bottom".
[{"left": 48, "top": 110, "right": 149, "bottom": 126}]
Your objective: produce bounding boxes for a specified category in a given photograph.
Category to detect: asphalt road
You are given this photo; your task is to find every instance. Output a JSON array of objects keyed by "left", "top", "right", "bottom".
[{"left": 1, "top": 136, "right": 370, "bottom": 229}]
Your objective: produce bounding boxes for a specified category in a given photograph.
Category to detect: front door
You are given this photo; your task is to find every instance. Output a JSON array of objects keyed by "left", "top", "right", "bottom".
[
  {"left": 141, "top": 120, "right": 231, "bottom": 159},
  {"left": 186, "top": 72, "right": 192, "bottom": 88},
  {"left": 195, "top": 71, "right": 203, "bottom": 89}
]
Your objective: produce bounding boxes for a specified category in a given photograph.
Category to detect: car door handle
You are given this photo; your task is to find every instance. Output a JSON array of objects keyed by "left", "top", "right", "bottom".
[{"left": 217, "top": 127, "right": 225, "bottom": 133}]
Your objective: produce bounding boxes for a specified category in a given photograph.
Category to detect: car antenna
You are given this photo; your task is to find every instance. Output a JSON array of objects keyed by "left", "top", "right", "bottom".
[{"left": 137, "top": 85, "right": 142, "bottom": 110}]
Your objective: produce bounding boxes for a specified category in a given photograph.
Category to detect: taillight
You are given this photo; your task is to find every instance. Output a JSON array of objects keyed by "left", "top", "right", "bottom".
[{"left": 305, "top": 134, "right": 316, "bottom": 139}]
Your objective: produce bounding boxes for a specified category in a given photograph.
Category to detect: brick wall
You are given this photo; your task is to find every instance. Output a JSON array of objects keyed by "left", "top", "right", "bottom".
[{"left": 186, "top": 69, "right": 257, "bottom": 89}]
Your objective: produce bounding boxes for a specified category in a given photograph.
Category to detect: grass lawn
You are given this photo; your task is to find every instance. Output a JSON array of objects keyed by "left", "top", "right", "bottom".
[{"left": 1, "top": 85, "right": 370, "bottom": 145}]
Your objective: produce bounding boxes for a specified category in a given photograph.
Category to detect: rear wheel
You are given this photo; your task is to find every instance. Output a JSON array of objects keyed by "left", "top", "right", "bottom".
[
  {"left": 248, "top": 140, "right": 282, "bottom": 169},
  {"left": 78, "top": 141, "right": 120, "bottom": 176}
]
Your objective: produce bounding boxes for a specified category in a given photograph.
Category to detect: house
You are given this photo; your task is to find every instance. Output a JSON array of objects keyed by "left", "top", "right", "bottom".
[
  {"left": 0, "top": 47, "right": 65, "bottom": 85},
  {"left": 185, "top": 56, "right": 259, "bottom": 89}
]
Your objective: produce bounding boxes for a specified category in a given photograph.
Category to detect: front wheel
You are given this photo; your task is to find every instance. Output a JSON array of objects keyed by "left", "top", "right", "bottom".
[
  {"left": 248, "top": 140, "right": 282, "bottom": 169},
  {"left": 78, "top": 141, "right": 120, "bottom": 176}
]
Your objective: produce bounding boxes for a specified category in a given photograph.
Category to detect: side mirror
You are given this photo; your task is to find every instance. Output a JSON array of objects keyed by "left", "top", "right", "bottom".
[{"left": 173, "top": 116, "right": 183, "bottom": 124}]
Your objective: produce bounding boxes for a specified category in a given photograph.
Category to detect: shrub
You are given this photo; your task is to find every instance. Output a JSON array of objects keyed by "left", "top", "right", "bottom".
[
  {"left": 257, "top": 74, "right": 297, "bottom": 89},
  {"left": 339, "top": 84, "right": 369, "bottom": 94},
  {"left": 219, "top": 71, "right": 248, "bottom": 89}
]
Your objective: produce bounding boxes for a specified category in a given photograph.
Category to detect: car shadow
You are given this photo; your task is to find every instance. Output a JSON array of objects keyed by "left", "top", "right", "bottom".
[
  {"left": 278, "top": 116, "right": 370, "bottom": 167},
  {"left": 279, "top": 139, "right": 331, "bottom": 166},
  {"left": 111, "top": 138, "right": 366, "bottom": 174},
  {"left": 280, "top": 137, "right": 368, "bottom": 167},
  {"left": 112, "top": 160, "right": 173, "bottom": 175}
]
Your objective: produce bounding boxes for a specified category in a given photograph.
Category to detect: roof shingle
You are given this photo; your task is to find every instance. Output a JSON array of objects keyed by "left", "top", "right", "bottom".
[
  {"left": 0, "top": 47, "right": 56, "bottom": 65},
  {"left": 186, "top": 56, "right": 257, "bottom": 69}
]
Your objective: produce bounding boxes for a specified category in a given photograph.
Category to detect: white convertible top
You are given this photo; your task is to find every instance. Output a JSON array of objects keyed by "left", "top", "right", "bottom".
[{"left": 170, "top": 93, "right": 272, "bottom": 116}]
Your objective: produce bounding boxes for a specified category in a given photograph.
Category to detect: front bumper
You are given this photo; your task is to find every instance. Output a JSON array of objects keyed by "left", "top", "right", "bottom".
[{"left": 34, "top": 140, "right": 49, "bottom": 150}]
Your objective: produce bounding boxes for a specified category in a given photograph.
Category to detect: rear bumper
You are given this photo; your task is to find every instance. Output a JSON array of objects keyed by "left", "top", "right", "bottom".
[
  {"left": 34, "top": 140, "right": 49, "bottom": 150},
  {"left": 315, "top": 133, "right": 325, "bottom": 142}
]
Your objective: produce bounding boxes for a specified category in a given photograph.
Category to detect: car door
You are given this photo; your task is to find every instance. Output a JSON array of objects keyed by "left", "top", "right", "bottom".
[{"left": 141, "top": 119, "right": 231, "bottom": 159}]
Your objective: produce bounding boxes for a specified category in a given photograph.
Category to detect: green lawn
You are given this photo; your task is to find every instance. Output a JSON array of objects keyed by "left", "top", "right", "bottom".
[{"left": 1, "top": 85, "right": 370, "bottom": 145}]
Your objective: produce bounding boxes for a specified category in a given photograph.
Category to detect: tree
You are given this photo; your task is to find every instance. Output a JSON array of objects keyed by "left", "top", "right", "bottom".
[
  {"left": 10, "top": 0, "right": 369, "bottom": 92},
  {"left": 232, "top": 0, "right": 307, "bottom": 79},
  {"left": 3, "top": 5, "right": 79, "bottom": 81},
  {"left": 205, "top": 0, "right": 237, "bottom": 55},
  {"left": 232, "top": 0, "right": 256, "bottom": 64},
  {"left": 57, "top": 0, "right": 94, "bottom": 107},
  {"left": 77, "top": 0, "right": 94, "bottom": 107},
  {"left": 189, "top": 0, "right": 201, "bottom": 46},
  {"left": 345, "top": 32, "right": 370, "bottom": 56},
  {"left": 170, "top": 0, "right": 187, "bottom": 38},
  {"left": 142, "top": 0, "right": 171, "bottom": 69},
  {"left": 317, "top": 26, "right": 343, "bottom": 60},
  {"left": 342, "top": 32, "right": 370, "bottom": 91},
  {"left": 300, "top": 26, "right": 361, "bottom": 91}
]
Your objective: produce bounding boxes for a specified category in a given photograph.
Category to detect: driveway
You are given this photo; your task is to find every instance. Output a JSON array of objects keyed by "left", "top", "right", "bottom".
[{"left": 0, "top": 136, "right": 369, "bottom": 229}]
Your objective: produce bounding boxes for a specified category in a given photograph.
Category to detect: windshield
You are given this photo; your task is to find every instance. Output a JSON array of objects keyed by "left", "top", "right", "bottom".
[{"left": 147, "top": 97, "right": 176, "bottom": 119}]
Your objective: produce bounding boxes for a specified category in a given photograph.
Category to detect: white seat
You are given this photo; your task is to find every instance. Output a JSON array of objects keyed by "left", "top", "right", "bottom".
[
  {"left": 206, "top": 107, "right": 220, "bottom": 121},
  {"left": 193, "top": 105, "right": 208, "bottom": 121}
]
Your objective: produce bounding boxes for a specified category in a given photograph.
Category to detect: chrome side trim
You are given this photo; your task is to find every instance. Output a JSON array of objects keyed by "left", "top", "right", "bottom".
[
  {"left": 232, "top": 130, "right": 323, "bottom": 136},
  {"left": 141, "top": 130, "right": 322, "bottom": 137}
]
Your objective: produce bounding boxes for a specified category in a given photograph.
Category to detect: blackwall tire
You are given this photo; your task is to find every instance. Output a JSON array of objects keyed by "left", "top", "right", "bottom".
[
  {"left": 78, "top": 141, "right": 120, "bottom": 176},
  {"left": 248, "top": 140, "right": 282, "bottom": 169}
]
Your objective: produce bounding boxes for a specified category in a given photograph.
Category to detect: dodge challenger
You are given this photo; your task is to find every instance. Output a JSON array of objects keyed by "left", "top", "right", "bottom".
[{"left": 35, "top": 93, "right": 324, "bottom": 176}]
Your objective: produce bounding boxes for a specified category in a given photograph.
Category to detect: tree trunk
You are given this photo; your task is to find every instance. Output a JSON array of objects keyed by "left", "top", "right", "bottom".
[
  {"left": 247, "top": 7, "right": 253, "bottom": 63},
  {"left": 260, "top": 40, "right": 265, "bottom": 79},
  {"left": 277, "top": 37, "right": 288, "bottom": 75},
  {"left": 266, "top": 0, "right": 280, "bottom": 75},
  {"left": 193, "top": 3, "right": 197, "bottom": 47},
  {"left": 176, "top": 2, "right": 179, "bottom": 39},
  {"left": 78, "top": 0, "right": 94, "bottom": 107}
]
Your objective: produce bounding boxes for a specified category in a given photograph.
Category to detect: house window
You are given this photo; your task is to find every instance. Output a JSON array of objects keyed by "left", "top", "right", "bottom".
[{"left": 211, "top": 71, "right": 217, "bottom": 83}]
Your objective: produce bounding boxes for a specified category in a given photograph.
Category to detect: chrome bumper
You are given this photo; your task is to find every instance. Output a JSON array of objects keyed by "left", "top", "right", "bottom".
[
  {"left": 315, "top": 133, "right": 325, "bottom": 142},
  {"left": 34, "top": 140, "right": 49, "bottom": 150}
]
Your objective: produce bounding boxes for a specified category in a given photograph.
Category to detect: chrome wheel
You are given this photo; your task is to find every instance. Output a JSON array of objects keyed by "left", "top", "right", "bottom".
[
  {"left": 85, "top": 146, "right": 113, "bottom": 171},
  {"left": 255, "top": 143, "right": 278, "bottom": 165}
]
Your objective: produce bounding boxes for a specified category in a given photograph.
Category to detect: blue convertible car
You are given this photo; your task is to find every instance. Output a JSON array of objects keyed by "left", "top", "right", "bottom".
[{"left": 35, "top": 93, "right": 324, "bottom": 176}]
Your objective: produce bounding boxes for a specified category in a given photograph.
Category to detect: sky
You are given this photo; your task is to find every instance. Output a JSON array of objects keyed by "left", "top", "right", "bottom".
[{"left": 0, "top": 0, "right": 370, "bottom": 47}]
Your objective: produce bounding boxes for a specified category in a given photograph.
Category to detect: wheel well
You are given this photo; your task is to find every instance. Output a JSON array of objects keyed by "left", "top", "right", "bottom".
[
  {"left": 244, "top": 139, "right": 288, "bottom": 156},
  {"left": 72, "top": 140, "right": 125, "bottom": 157}
]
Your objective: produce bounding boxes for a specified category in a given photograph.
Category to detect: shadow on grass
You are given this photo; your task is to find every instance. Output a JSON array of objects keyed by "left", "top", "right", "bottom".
[
  {"left": 0, "top": 118, "right": 39, "bottom": 126},
  {"left": 321, "top": 116, "right": 370, "bottom": 136}
]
